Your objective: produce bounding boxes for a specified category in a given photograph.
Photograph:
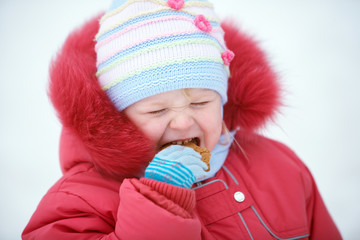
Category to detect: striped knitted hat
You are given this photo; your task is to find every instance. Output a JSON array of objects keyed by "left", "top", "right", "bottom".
[{"left": 95, "top": 0, "right": 234, "bottom": 111}]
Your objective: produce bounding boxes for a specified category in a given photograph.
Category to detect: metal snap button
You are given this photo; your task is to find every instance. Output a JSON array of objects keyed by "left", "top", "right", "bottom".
[{"left": 234, "top": 191, "right": 245, "bottom": 202}]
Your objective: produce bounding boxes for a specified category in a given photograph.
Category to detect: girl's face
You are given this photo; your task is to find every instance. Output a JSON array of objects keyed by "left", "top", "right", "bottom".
[{"left": 124, "top": 88, "right": 223, "bottom": 152}]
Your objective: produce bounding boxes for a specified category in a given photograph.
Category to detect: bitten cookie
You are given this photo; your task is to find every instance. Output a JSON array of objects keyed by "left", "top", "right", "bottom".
[
  {"left": 182, "top": 142, "right": 211, "bottom": 172},
  {"left": 160, "top": 142, "right": 211, "bottom": 172}
]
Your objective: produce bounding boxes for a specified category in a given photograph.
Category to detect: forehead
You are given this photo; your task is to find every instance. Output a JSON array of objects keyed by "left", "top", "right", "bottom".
[
  {"left": 137, "top": 88, "right": 217, "bottom": 105},
  {"left": 181, "top": 88, "right": 216, "bottom": 97}
]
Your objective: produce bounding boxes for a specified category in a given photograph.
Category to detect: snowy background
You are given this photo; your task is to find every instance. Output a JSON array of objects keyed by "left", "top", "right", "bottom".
[{"left": 1, "top": 0, "right": 359, "bottom": 239}]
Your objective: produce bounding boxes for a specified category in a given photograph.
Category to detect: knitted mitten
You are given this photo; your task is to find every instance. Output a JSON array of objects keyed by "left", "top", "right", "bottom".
[{"left": 145, "top": 145, "right": 209, "bottom": 188}]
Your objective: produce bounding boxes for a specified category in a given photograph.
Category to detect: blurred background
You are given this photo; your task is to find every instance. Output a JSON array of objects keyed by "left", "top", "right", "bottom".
[{"left": 1, "top": 0, "right": 359, "bottom": 239}]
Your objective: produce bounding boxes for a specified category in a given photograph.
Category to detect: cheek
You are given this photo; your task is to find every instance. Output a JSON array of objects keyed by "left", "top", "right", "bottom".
[
  {"left": 125, "top": 110, "right": 165, "bottom": 143},
  {"left": 135, "top": 119, "right": 165, "bottom": 143},
  {"left": 201, "top": 107, "right": 223, "bottom": 150},
  {"left": 211, "top": 105, "right": 223, "bottom": 132},
  {"left": 210, "top": 117, "right": 223, "bottom": 140}
]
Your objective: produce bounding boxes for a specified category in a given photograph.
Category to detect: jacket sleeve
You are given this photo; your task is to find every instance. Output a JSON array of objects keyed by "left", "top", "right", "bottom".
[
  {"left": 22, "top": 178, "right": 201, "bottom": 240},
  {"left": 305, "top": 168, "right": 342, "bottom": 239},
  {"left": 22, "top": 191, "right": 114, "bottom": 240},
  {"left": 110, "top": 178, "right": 201, "bottom": 240}
]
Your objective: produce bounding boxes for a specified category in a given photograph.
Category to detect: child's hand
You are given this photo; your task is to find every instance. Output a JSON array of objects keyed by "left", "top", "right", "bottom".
[{"left": 144, "top": 145, "right": 209, "bottom": 188}]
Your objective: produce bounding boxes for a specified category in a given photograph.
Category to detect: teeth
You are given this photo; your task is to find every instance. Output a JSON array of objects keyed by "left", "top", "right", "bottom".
[{"left": 170, "top": 138, "right": 194, "bottom": 145}]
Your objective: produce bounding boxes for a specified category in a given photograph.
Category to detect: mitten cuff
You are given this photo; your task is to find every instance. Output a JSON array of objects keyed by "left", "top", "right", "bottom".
[{"left": 139, "top": 178, "right": 196, "bottom": 213}]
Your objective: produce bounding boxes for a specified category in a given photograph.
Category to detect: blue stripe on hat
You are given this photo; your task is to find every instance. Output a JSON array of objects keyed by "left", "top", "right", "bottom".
[
  {"left": 106, "top": 60, "right": 228, "bottom": 110},
  {"left": 97, "top": 32, "right": 224, "bottom": 71},
  {"left": 97, "top": 10, "right": 220, "bottom": 42}
]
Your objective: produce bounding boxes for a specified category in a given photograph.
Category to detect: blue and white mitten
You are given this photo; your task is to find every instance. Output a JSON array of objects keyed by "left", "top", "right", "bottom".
[{"left": 144, "top": 145, "right": 209, "bottom": 188}]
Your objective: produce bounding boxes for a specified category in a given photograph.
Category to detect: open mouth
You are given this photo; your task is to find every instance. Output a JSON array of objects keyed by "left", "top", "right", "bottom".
[{"left": 161, "top": 137, "right": 200, "bottom": 149}]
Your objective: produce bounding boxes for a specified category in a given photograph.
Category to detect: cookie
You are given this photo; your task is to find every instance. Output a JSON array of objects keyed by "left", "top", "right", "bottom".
[
  {"left": 181, "top": 142, "right": 211, "bottom": 172},
  {"left": 160, "top": 142, "right": 211, "bottom": 172}
]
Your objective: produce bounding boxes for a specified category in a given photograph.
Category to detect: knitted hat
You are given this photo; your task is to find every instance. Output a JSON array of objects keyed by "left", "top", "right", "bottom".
[{"left": 95, "top": 0, "right": 234, "bottom": 110}]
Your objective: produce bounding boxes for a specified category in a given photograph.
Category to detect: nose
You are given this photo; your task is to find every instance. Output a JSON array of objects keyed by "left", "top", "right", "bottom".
[{"left": 169, "top": 111, "right": 195, "bottom": 130}]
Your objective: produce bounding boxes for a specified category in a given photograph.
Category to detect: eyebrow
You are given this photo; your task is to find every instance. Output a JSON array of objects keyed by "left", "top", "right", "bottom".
[
  {"left": 139, "top": 101, "right": 168, "bottom": 112},
  {"left": 145, "top": 100, "right": 167, "bottom": 107}
]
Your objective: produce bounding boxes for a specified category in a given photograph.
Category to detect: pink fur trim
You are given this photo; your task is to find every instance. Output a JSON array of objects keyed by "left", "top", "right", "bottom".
[
  {"left": 49, "top": 15, "right": 156, "bottom": 180},
  {"left": 222, "top": 21, "right": 281, "bottom": 131}
]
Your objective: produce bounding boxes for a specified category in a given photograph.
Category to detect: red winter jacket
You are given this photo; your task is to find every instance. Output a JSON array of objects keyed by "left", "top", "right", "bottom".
[
  {"left": 22, "top": 15, "right": 341, "bottom": 239},
  {"left": 23, "top": 129, "right": 341, "bottom": 240}
]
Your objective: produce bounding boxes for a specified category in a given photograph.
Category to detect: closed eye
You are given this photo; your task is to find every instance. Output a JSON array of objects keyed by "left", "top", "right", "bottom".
[
  {"left": 148, "top": 108, "right": 167, "bottom": 115},
  {"left": 191, "top": 101, "right": 209, "bottom": 107}
]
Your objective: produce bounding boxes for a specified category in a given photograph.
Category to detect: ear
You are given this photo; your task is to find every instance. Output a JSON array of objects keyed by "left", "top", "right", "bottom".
[{"left": 222, "top": 21, "right": 281, "bottom": 131}]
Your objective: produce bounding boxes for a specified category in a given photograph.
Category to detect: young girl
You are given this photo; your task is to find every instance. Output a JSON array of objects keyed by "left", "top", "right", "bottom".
[{"left": 22, "top": 0, "right": 341, "bottom": 239}]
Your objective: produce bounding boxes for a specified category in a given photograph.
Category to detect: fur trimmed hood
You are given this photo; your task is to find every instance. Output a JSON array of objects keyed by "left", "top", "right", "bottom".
[{"left": 49, "top": 15, "right": 280, "bottom": 181}]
